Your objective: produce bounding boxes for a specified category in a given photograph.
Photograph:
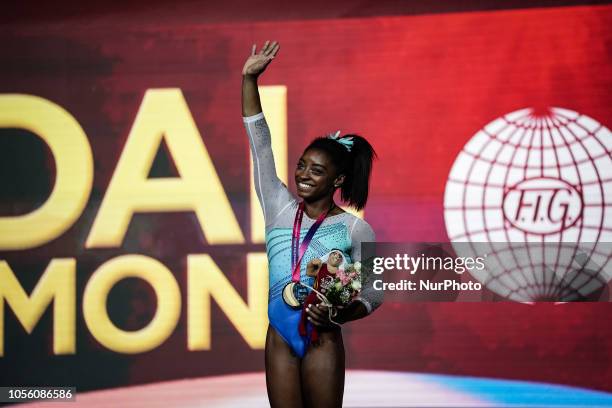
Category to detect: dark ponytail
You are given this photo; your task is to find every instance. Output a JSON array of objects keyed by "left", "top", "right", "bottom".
[{"left": 304, "top": 134, "right": 377, "bottom": 210}]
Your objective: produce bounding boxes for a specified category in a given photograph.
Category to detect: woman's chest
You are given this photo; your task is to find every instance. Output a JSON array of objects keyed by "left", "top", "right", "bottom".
[{"left": 265, "top": 222, "right": 352, "bottom": 267}]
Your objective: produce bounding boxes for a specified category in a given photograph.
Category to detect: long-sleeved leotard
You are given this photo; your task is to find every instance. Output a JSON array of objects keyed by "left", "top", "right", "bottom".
[{"left": 243, "top": 112, "right": 381, "bottom": 357}]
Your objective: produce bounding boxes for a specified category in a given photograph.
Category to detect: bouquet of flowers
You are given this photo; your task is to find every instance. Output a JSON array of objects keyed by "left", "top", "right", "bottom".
[{"left": 318, "top": 261, "right": 362, "bottom": 306}]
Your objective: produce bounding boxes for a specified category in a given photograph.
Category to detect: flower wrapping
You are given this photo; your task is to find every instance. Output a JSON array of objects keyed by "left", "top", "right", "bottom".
[{"left": 318, "top": 261, "right": 362, "bottom": 306}]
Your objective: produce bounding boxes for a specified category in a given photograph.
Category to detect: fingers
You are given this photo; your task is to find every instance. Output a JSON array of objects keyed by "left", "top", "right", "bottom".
[
  {"left": 259, "top": 40, "right": 270, "bottom": 55},
  {"left": 268, "top": 42, "right": 280, "bottom": 59},
  {"left": 306, "top": 303, "right": 331, "bottom": 327},
  {"left": 261, "top": 40, "right": 279, "bottom": 57},
  {"left": 251, "top": 41, "right": 280, "bottom": 61}
]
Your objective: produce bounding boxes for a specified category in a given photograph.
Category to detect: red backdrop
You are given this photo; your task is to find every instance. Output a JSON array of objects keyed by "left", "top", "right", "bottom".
[{"left": 0, "top": 3, "right": 611, "bottom": 392}]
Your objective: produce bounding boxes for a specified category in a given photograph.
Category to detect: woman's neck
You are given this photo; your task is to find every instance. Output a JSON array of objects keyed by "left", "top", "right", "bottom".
[{"left": 303, "top": 196, "right": 335, "bottom": 219}]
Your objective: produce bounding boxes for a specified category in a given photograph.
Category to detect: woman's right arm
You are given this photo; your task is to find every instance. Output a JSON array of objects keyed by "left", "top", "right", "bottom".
[
  {"left": 242, "top": 75, "right": 263, "bottom": 117},
  {"left": 242, "top": 41, "right": 279, "bottom": 116},
  {"left": 241, "top": 42, "right": 294, "bottom": 226}
]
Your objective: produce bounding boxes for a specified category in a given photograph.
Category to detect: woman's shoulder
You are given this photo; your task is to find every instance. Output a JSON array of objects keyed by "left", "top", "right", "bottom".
[
  {"left": 339, "top": 210, "right": 371, "bottom": 225},
  {"left": 266, "top": 195, "right": 299, "bottom": 227},
  {"left": 343, "top": 213, "right": 375, "bottom": 241}
]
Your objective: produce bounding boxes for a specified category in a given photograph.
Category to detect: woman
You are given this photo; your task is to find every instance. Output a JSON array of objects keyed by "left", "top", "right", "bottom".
[{"left": 242, "top": 40, "right": 382, "bottom": 408}]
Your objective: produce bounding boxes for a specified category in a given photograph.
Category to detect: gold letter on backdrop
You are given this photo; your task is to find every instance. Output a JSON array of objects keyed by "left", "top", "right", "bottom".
[
  {"left": 0, "top": 95, "right": 93, "bottom": 250},
  {"left": 83, "top": 255, "right": 181, "bottom": 353},
  {"left": 86, "top": 88, "right": 244, "bottom": 248},
  {"left": 187, "top": 253, "right": 268, "bottom": 350},
  {"left": 0, "top": 259, "right": 76, "bottom": 356}
]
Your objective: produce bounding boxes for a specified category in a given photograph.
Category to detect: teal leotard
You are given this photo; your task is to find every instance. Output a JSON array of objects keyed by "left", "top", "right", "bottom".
[{"left": 244, "top": 112, "right": 381, "bottom": 356}]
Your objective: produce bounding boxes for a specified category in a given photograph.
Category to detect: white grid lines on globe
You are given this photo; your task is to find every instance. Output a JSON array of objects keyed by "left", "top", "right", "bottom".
[
  {"left": 467, "top": 111, "right": 537, "bottom": 298},
  {"left": 444, "top": 107, "right": 612, "bottom": 302},
  {"left": 549, "top": 110, "right": 611, "bottom": 297}
]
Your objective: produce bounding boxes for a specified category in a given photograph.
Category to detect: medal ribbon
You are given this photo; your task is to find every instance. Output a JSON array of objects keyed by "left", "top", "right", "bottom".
[{"left": 291, "top": 202, "right": 331, "bottom": 282}]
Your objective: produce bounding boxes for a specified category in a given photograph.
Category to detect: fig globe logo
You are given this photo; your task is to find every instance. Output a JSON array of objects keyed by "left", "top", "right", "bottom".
[
  {"left": 444, "top": 107, "right": 612, "bottom": 302},
  {"left": 503, "top": 177, "right": 583, "bottom": 235}
]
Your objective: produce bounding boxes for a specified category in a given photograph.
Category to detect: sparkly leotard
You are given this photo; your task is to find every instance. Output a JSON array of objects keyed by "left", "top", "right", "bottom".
[{"left": 243, "top": 112, "right": 381, "bottom": 357}]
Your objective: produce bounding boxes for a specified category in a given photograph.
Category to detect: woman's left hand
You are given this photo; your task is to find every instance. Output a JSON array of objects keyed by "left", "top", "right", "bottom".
[{"left": 306, "top": 303, "right": 343, "bottom": 328}]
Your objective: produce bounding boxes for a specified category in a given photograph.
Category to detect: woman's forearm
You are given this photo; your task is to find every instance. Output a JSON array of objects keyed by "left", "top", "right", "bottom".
[
  {"left": 241, "top": 41, "right": 279, "bottom": 116},
  {"left": 242, "top": 74, "right": 263, "bottom": 117}
]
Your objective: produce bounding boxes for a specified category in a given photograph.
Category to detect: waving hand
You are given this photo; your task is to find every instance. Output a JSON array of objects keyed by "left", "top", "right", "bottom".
[{"left": 242, "top": 40, "right": 280, "bottom": 77}]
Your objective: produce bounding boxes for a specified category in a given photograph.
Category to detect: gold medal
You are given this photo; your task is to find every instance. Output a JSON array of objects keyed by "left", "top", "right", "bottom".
[{"left": 282, "top": 282, "right": 308, "bottom": 309}]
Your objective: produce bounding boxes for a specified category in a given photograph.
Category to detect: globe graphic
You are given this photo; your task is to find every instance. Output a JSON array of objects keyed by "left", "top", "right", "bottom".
[{"left": 444, "top": 108, "right": 612, "bottom": 302}]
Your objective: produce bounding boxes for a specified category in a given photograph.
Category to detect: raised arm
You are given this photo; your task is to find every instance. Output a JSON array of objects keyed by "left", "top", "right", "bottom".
[
  {"left": 242, "top": 41, "right": 279, "bottom": 116},
  {"left": 241, "top": 41, "right": 294, "bottom": 227}
]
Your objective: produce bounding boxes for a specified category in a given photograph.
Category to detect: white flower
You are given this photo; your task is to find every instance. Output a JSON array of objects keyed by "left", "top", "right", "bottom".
[
  {"left": 351, "top": 280, "right": 362, "bottom": 291},
  {"left": 354, "top": 261, "right": 361, "bottom": 272},
  {"left": 340, "top": 289, "right": 351, "bottom": 303},
  {"left": 321, "top": 276, "right": 334, "bottom": 290}
]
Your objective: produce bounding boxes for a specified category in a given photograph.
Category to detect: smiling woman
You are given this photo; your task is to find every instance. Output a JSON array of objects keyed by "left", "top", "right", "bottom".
[
  {"left": 241, "top": 41, "right": 380, "bottom": 407},
  {"left": 298, "top": 132, "right": 375, "bottom": 211},
  {"left": 296, "top": 149, "right": 340, "bottom": 203}
]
